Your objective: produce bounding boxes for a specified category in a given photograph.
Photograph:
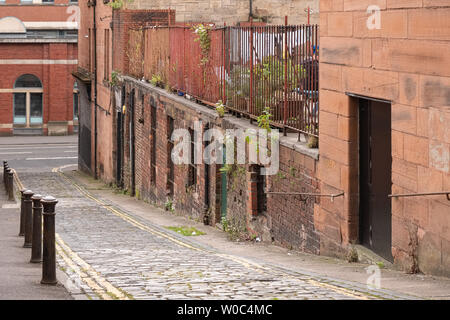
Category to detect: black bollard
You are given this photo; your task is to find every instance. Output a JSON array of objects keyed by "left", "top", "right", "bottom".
[
  {"left": 41, "top": 196, "right": 58, "bottom": 285},
  {"left": 23, "top": 190, "right": 34, "bottom": 248},
  {"left": 5, "top": 167, "right": 10, "bottom": 195},
  {"left": 3, "top": 161, "right": 7, "bottom": 186},
  {"left": 19, "top": 188, "right": 27, "bottom": 237},
  {"left": 30, "top": 194, "right": 43, "bottom": 263},
  {"left": 7, "top": 170, "right": 14, "bottom": 201}
]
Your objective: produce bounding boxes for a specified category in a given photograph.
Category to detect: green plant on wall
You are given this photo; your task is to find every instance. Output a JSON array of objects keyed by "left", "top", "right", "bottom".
[
  {"left": 215, "top": 100, "right": 226, "bottom": 118},
  {"left": 150, "top": 74, "right": 164, "bottom": 88},
  {"left": 109, "top": 70, "right": 120, "bottom": 87},
  {"left": 165, "top": 199, "right": 175, "bottom": 213},
  {"left": 192, "top": 24, "right": 212, "bottom": 66},
  {"left": 257, "top": 106, "right": 272, "bottom": 132},
  {"left": 107, "top": 0, "right": 134, "bottom": 10}
]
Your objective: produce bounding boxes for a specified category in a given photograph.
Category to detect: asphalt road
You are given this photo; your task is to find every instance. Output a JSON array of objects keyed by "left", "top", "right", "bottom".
[{"left": 0, "top": 135, "right": 78, "bottom": 173}]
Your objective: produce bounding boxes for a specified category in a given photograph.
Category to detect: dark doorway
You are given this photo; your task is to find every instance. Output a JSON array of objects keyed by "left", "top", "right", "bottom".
[
  {"left": 359, "top": 98, "right": 393, "bottom": 262},
  {"left": 130, "top": 89, "right": 136, "bottom": 197},
  {"left": 116, "top": 86, "right": 125, "bottom": 188},
  {"left": 116, "top": 110, "right": 123, "bottom": 187},
  {"left": 220, "top": 144, "right": 227, "bottom": 220}
]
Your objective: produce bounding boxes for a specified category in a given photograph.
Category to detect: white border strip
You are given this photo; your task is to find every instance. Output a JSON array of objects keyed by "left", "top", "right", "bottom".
[{"left": 0, "top": 59, "right": 78, "bottom": 65}]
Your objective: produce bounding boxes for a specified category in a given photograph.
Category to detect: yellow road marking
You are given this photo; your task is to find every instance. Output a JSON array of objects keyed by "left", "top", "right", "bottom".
[
  {"left": 12, "top": 165, "right": 375, "bottom": 300},
  {"left": 56, "top": 241, "right": 112, "bottom": 300},
  {"left": 53, "top": 166, "right": 271, "bottom": 274},
  {"left": 56, "top": 234, "right": 129, "bottom": 300},
  {"left": 307, "top": 279, "right": 370, "bottom": 300}
]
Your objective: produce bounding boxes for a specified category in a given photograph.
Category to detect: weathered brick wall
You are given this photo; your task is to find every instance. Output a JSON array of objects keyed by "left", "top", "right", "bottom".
[
  {"left": 119, "top": 76, "right": 321, "bottom": 253},
  {"left": 127, "top": 0, "right": 319, "bottom": 25},
  {"left": 112, "top": 9, "right": 175, "bottom": 75},
  {"left": 267, "top": 145, "right": 320, "bottom": 254},
  {"left": 81, "top": 3, "right": 174, "bottom": 182},
  {"left": 319, "top": 1, "right": 450, "bottom": 275}
]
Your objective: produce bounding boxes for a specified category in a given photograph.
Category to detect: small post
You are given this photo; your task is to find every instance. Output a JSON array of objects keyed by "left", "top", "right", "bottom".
[
  {"left": 41, "top": 196, "right": 58, "bottom": 285},
  {"left": 19, "top": 188, "right": 27, "bottom": 236},
  {"left": 30, "top": 194, "right": 43, "bottom": 263},
  {"left": 3, "top": 161, "right": 7, "bottom": 186},
  {"left": 7, "top": 169, "right": 14, "bottom": 201},
  {"left": 5, "top": 166, "right": 10, "bottom": 193},
  {"left": 23, "top": 190, "right": 34, "bottom": 248}
]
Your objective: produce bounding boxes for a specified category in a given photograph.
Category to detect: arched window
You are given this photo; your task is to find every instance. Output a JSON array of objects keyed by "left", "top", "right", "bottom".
[
  {"left": 14, "top": 74, "right": 42, "bottom": 88},
  {"left": 13, "top": 74, "right": 43, "bottom": 126}
]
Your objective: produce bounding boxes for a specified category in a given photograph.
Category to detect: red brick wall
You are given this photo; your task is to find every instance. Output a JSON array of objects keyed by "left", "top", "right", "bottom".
[
  {"left": 268, "top": 146, "right": 320, "bottom": 254},
  {"left": 0, "top": 2, "right": 77, "bottom": 21},
  {"left": 319, "top": 1, "right": 450, "bottom": 275},
  {"left": 0, "top": 1, "right": 78, "bottom": 135},
  {"left": 112, "top": 9, "right": 175, "bottom": 75},
  {"left": 79, "top": 3, "right": 174, "bottom": 180},
  {"left": 0, "top": 43, "right": 77, "bottom": 135},
  {"left": 119, "top": 78, "right": 321, "bottom": 252}
]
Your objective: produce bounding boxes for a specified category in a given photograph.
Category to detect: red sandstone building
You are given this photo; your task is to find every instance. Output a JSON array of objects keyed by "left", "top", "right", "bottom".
[
  {"left": 0, "top": 0, "right": 78, "bottom": 135},
  {"left": 319, "top": 0, "right": 450, "bottom": 275},
  {"left": 77, "top": 1, "right": 450, "bottom": 277}
]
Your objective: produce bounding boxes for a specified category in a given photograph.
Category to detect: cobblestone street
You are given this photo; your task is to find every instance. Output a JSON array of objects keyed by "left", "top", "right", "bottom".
[{"left": 14, "top": 167, "right": 416, "bottom": 300}]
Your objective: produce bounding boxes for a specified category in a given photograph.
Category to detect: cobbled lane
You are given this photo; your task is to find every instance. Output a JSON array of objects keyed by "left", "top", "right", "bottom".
[{"left": 17, "top": 170, "right": 406, "bottom": 300}]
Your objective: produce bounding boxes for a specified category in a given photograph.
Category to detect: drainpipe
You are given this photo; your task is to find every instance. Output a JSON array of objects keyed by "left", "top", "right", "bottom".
[
  {"left": 249, "top": 0, "right": 253, "bottom": 20},
  {"left": 93, "top": 0, "right": 98, "bottom": 179}
]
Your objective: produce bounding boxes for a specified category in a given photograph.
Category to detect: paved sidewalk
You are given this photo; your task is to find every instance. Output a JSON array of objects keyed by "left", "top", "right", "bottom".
[
  {"left": 0, "top": 180, "right": 71, "bottom": 300},
  {"left": 14, "top": 166, "right": 450, "bottom": 300}
]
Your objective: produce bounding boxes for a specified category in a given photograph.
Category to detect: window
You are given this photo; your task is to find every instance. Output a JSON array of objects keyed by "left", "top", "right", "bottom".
[
  {"left": 167, "top": 116, "right": 175, "bottom": 197},
  {"left": 13, "top": 93, "right": 26, "bottom": 124},
  {"left": 103, "top": 29, "right": 110, "bottom": 82},
  {"left": 150, "top": 98, "right": 157, "bottom": 186},
  {"left": 187, "top": 128, "right": 197, "bottom": 187},
  {"left": 15, "top": 74, "right": 42, "bottom": 88},
  {"left": 13, "top": 74, "right": 43, "bottom": 126},
  {"left": 42, "top": 0, "right": 55, "bottom": 3},
  {"left": 256, "top": 166, "right": 267, "bottom": 214},
  {"left": 73, "top": 82, "right": 79, "bottom": 121}
]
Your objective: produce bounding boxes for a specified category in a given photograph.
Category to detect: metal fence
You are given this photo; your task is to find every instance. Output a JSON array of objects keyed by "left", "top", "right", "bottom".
[{"left": 127, "top": 23, "right": 319, "bottom": 137}]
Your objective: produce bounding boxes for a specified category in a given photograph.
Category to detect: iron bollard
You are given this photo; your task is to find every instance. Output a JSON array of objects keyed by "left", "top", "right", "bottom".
[
  {"left": 5, "top": 167, "right": 10, "bottom": 195},
  {"left": 3, "top": 161, "right": 7, "bottom": 186},
  {"left": 23, "top": 190, "right": 34, "bottom": 248},
  {"left": 19, "top": 188, "right": 27, "bottom": 237},
  {"left": 7, "top": 169, "right": 14, "bottom": 201},
  {"left": 41, "top": 196, "right": 58, "bottom": 285},
  {"left": 30, "top": 194, "right": 43, "bottom": 263}
]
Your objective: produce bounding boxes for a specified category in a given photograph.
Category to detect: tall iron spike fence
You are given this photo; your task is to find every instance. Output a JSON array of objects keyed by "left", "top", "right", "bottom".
[{"left": 127, "top": 23, "right": 319, "bottom": 137}]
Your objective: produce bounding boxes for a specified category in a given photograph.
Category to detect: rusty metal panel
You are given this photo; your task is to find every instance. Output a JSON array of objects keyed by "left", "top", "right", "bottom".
[
  {"left": 144, "top": 27, "right": 170, "bottom": 84},
  {"left": 127, "top": 29, "right": 145, "bottom": 79}
]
